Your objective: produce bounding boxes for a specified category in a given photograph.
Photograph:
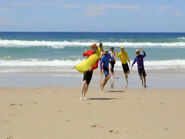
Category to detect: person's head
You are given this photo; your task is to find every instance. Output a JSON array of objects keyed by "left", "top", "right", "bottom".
[
  {"left": 91, "top": 43, "right": 97, "bottom": 52},
  {"left": 136, "top": 49, "right": 140, "bottom": 56},
  {"left": 110, "top": 47, "right": 114, "bottom": 52},
  {"left": 104, "top": 47, "right": 109, "bottom": 54},
  {"left": 99, "top": 42, "right": 103, "bottom": 51},
  {"left": 120, "top": 46, "right": 125, "bottom": 52}
]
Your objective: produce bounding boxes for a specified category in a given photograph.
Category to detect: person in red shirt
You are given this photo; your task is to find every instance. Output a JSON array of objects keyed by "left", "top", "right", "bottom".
[{"left": 81, "top": 43, "right": 99, "bottom": 100}]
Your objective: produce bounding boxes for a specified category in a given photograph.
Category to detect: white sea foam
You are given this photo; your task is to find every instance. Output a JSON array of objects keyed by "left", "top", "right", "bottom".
[
  {"left": 177, "top": 37, "right": 185, "bottom": 40},
  {"left": 0, "top": 39, "right": 185, "bottom": 48},
  {"left": 0, "top": 59, "right": 184, "bottom": 72},
  {"left": 0, "top": 59, "right": 82, "bottom": 67}
]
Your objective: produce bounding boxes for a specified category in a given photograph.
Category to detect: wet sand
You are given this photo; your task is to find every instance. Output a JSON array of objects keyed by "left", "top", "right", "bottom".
[
  {"left": 0, "top": 70, "right": 185, "bottom": 89},
  {"left": 0, "top": 87, "right": 185, "bottom": 139}
]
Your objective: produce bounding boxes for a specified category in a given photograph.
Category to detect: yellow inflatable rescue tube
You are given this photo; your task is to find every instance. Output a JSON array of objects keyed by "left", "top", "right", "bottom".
[{"left": 75, "top": 47, "right": 101, "bottom": 73}]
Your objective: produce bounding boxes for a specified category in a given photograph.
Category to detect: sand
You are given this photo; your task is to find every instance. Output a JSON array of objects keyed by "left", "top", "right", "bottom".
[{"left": 0, "top": 87, "right": 185, "bottom": 139}]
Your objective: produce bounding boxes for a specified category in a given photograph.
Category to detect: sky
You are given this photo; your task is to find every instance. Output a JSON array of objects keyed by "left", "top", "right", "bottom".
[{"left": 0, "top": 0, "right": 185, "bottom": 32}]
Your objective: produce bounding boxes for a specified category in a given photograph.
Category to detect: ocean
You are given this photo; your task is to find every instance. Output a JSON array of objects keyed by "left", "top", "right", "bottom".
[{"left": 0, "top": 32, "right": 185, "bottom": 73}]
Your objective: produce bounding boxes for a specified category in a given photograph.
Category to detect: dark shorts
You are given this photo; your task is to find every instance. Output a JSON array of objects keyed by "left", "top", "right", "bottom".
[
  {"left": 122, "top": 63, "right": 130, "bottom": 73},
  {"left": 83, "top": 71, "right": 93, "bottom": 85},
  {"left": 103, "top": 67, "right": 109, "bottom": 77},
  {"left": 109, "top": 61, "right": 115, "bottom": 73},
  {"left": 138, "top": 67, "right": 147, "bottom": 77}
]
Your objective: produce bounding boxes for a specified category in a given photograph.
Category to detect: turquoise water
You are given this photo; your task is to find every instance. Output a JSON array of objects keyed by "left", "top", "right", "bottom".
[{"left": 0, "top": 32, "right": 185, "bottom": 72}]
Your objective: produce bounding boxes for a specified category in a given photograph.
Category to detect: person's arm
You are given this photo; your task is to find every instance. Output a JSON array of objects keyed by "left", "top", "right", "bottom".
[
  {"left": 109, "top": 53, "right": 112, "bottom": 60},
  {"left": 116, "top": 49, "right": 120, "bottom": 58},
  {"left": 100, "top": 51, "right": 104, "bottom": 58},
  {"left": 132, "top": 58, "right": 137, "bottom": 67},
  {"left": 100, "top": 56, "right": 104, "bottom": 70},
  {"left": 113, "top": 52, "right": 116, "bottom": 61},
  {"left": 141, "top": 48, "right": 146, "bottom": 58},
  {"left": 82, "top": 50, "right": 89, "bottom": 57},
  {"left": 113, "top": 52, "right": 115, "bottom": 57}
]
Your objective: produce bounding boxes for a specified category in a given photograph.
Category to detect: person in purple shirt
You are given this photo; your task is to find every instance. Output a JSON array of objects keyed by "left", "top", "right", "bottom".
[{"left": 132, "top": 48, "right": 147, "bottom": 88}]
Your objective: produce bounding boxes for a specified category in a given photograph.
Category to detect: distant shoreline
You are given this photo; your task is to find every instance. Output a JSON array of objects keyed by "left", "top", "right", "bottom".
[{"left": 0, "top": 31, "right": 185, "bottom": 33}]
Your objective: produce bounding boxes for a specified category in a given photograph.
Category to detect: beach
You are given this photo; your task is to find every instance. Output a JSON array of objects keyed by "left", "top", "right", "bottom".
[
  {"left": 0, "top": 87, "right": 185, "bottom": 139},
  {"left": 0, "top": 32, "right": 185, "bottom": 138},
  {"left": 1, "top": 0, "right": 185, "bottom": 137}
]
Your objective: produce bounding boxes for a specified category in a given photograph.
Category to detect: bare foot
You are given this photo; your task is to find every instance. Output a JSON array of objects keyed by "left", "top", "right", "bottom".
[
  {"left": 125, "top": 84, "right": 128, "bottom": 89},
  {"left": 126, "top": 81, "right": 128, "bottom": 86},
  {"left": 83, "top": 96, "right": 87, "bottom": 100},
  {"left": 101, "top": 86, "right": 104, "bottom": 92},
  {"left": 80, "top": 97, "right": 83, "bottom": 101},
  {"left": 80, "top": 96, "right": 88, "bottom": 101}
]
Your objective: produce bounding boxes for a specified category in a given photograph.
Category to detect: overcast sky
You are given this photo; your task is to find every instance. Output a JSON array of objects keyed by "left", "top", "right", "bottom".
[{"left": 0, "top": 0, "right": 184, "bottom": 32}]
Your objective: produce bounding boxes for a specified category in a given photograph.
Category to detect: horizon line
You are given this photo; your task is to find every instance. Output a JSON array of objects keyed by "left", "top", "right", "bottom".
[{"left": 0, "top": 31, "right": 185, "bottom": 33}]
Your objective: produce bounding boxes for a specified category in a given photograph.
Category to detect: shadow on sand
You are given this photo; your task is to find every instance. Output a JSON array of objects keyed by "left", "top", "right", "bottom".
[
  {"left": 88, "top": 98, "right": 118, "bottom": 101},
  {"left": 108, "top": 90, "right": 125, "bottom": 93}
]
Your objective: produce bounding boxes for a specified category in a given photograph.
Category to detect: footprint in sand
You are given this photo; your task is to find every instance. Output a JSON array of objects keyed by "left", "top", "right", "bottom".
[
  {"left": 31, "top": 101, "right": 37, "bottom": 104},
  {"left": 66, "top": 120, "right": 72, "bottom": 123},
  {"left": 7, "top": 136, "right": 13, "bottom": 139},
  {"left": 2, "top": 119, "right": 10, "bottom": 123},
  {"left": 109, "top": 130, "right": 119, "bottom": 134},
  {"left": 160, "top": 102, "right": 165, "bottom": 105},
  {"left": 90, "top": 124, "right": 103, "bottom": 128},
  {"left": 8, "top": 113, "right": 16, "bottom": 117},
  {"left": 125, "top": 129, "right": 138, "bottom": 135},
  {"left": 163, "top": 127, "right": 169, "bottom": 131},
  {"left": 10, "top": 103, "right": 23, "bottom": 107},
  {"left": 9, "top": 103, "right": 16, "bottom": 106},
  {"left": 37, "top": 91, "right": 41, "bottom": 94}
]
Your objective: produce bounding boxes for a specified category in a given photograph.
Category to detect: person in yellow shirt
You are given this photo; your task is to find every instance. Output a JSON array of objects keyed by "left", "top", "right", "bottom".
[{"left": 116, "top": 46, "right": 131, "bottom": 86}]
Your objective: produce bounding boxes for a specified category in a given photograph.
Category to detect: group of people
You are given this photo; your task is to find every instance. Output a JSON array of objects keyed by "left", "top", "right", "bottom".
[{"left": 81, "top": 43, "right": 147, "bottom": 100}]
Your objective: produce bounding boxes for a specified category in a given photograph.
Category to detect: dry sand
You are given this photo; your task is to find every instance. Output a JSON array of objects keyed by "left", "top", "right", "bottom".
[{"left": 0, "top": 87, "right": 185, "bottom": 139}]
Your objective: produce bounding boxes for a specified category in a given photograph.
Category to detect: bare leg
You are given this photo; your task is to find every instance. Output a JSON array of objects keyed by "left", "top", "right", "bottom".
[
  {"left": 81, "top": 81, "right": 88, "bottom": 100},
  {"left": 125, "top": 73, "right": 128, "bottom": 86},
  {"left": 100, "top": 70, "right": 103, "bottom": 88},
  {"left": 100, "top": 70, "right": 103, "bottom": 81},
  {"left": 101, "top": 75, "right": 110, "bottom": 91},
  {"left": 110, "top": 72, "right": 114, "bottom": 89},
  {"left": 144, "top": 76, "right": 146, "bottom": 88},
  {"left": 83, "top": 83, "right": 88, "bottom": 99},
  {"left": 140, "top": 76, "right": 143, "bottom": 87}
]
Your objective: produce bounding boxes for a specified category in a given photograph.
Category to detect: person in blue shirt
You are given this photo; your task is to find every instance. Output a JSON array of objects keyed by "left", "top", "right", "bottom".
[
  {"left": 132, "top": 48, "right": 147, "bottom": 88},
  {"left": 100, "top": 48, "right": 111, "bottom": 91}
]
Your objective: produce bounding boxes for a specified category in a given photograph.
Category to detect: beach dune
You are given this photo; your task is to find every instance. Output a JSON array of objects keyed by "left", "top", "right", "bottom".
[{"left": 0, "top": 87, "right": 185, "bottom": 139}]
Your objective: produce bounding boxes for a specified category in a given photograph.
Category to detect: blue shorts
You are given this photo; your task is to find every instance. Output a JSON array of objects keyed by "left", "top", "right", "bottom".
[{"left": 103, "top": 67, "right": 109, "bottom": 77}]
